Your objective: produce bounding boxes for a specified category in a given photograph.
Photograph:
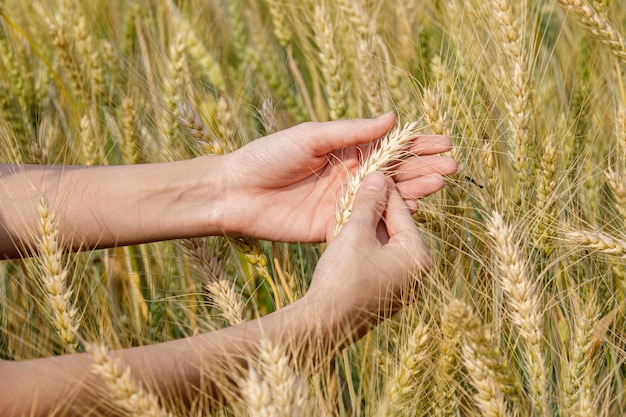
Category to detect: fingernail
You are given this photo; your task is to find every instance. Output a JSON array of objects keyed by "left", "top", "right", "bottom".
[
  {"left": 376, "top": 111, "right": 394, "bottom": 120},
  {"left": 363, "top": 171, "right": 386, "bottom": 191}
]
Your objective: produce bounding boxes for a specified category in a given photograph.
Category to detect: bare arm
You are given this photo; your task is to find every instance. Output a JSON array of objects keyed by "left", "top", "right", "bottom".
[
  {"left": 0, "top": 115, "right": 456, "bottom": 258},
  {"left": 0, "top": 172, "right": 432, "bottom": 416},
  {"left": 0, "top": 296, "right": 350, "bottom": 416},
  {"left": 0, "top": 157, "right": 228, "bottom": 258}
]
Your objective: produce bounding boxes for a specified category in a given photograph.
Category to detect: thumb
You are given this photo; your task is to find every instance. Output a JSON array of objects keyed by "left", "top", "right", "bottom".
[{"left": 342, "top": 171, "right": 389, "bottom": 239}]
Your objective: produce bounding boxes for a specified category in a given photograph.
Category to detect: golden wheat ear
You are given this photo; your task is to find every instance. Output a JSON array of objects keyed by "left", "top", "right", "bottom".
[
  {"left": 334, "top": 121, "right": 422, "bottom": 236},
  {"left": 36, "top": 195, "right": 80, "bottom": 354}
]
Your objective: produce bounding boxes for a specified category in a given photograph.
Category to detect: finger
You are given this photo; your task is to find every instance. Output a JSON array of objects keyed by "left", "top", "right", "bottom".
[
  {"left": 409, "top": 135, "right": 453, "bottom": 155},
  {"left": 396, "top": 173, "right": 446, "bottom": 200},
  {"left": 394, "top": 155, "right": 458, "bottom": 182},
  {"left": 340, "top": 171, "right": 388, "bottom": 241},
  {"left": 303, "top": 113, "right": 396, "bottom": 155},
  {"left": 404, "top": 199, "right": 419, "bottom": 213},
  {"left": 382, "top": 189, "right": 432, "bottom": 272},
  {"left": 383, "top": 187, "right": 422, "bottom": 241},
  {"left": 356, "top": 134, "right": 452, "bottom": 166}
]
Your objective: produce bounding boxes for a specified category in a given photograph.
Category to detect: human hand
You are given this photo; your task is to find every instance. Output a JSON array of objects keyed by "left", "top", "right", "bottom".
[
  {"left": 305, "top": 171, "right": 431, "bottom": 326},
  {"left": 219, "top": 113, "right": 457, "bottom": 243}
]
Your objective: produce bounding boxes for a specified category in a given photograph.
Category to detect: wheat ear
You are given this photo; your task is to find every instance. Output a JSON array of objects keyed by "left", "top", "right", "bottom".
[
  {"left": 563, "top": 229, "right": 626, "bottom": 257},
  {"left": 265, "top": 0, "right": 292, "bottom": 48},
  {"left": 313, "top": 4, "right": 346, "bottom": 121},
  {"left": 86, "top": 342, "right": 172, "bottom": 417},
  {"left": 241, "top": 365, "right": 275, "bottom": 417},
  {"left": 37, "top": 195, "right": 80, "bottom": 353},
  {"left": 487, "top": 211, "right": 550, "bottom": 417},
  {"left": 121, "top": 96, "right": 142, "bottom": 164},
  {"left": 605, "top": 168, "right": 626, "bottom": 222},
  {"left": 230, "top": 237, "right": 280, "bottom": 308},
  {"left": 562, "top": 300, "right": 599, "bottom": 417},
  {"left": 617, "top": 105, "right": 626, "bottom": 163},
  {"left": 490, "top": 0, "right": 533, "bottom": 201},
  {"left": 449, "top": 299, "right": 511, "bottom": 417},
  {"left": 259, "top": 97, "right": 279, "bottom": 135},
  {"left": 177, "top": 101, "right": 223, "bottom": 155},
  {"left": 558, "top": 0, "right": 626, "bottom": 62},
  {"left": 181, "top": 238, "right": 244, "bottom": 326},
  {"left": 336, "top": 0, "right": 371, "bottom": 37},
  {"left": 258, "top": 338, "right": 311, "bottom": 416},
  {"left": 382, "top": 322, "right": 430, "bottom": 416},
  {"left": 80, "top": 110, "right": 101, "bottom": 165},
  {"left": 177, "top": 104, "right": 273, "bottom": 306},
  {"left": 356, "top": 39, "right": 384, "bottom": 117},
  {"left": 73, "top": 14, "right": 104, "bottom": 98},
  {"left": 433, "top": 300, "right": 462, "bottom": 417},
  {"left": 165, "top": 0, "right": 226, "bottom": 92},
  {"left": 535, "top": 134, "right": 558, "bottom": 256},
  {"left": 334, "top": 121, "right": 421, "bottom": 236}
]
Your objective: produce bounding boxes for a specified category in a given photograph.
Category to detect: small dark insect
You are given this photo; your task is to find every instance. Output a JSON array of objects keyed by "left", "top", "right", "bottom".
[{"left": 465, "top": 176, "right": 484, "bottom": 189}]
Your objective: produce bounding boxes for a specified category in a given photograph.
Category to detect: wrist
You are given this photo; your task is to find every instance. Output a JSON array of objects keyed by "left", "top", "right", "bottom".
[
  {"left": 173, "top": 154, "right": 231, "bottom": 238},
  {"left": 299, "top": 287, "right": 381, "bottom": 347}
]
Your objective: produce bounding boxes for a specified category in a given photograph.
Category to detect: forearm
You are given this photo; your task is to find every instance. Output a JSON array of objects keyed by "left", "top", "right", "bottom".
[
  {"left": 0, "top": 156, "right": 228, "bottom": 258},
  {"left": 0, "top": 296, "right": 361, "bottom": 416}
]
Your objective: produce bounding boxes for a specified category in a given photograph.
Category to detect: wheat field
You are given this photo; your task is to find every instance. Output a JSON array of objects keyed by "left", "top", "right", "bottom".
[{"left": 1, "top": 0, "right": 626, "bottom": 415}]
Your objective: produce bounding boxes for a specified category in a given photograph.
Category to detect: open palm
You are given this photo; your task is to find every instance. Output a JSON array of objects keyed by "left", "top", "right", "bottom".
[{"left": 220, "top": 114, "right": 458, "bottom": 243}]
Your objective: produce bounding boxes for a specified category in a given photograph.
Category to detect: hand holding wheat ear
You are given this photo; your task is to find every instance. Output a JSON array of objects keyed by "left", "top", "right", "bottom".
[
  {"left": 220, "top": 114, "right": 456, "bottom": 244},
  {"left": 308, "top": 171, "right": 432, "bottom": 321}
]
